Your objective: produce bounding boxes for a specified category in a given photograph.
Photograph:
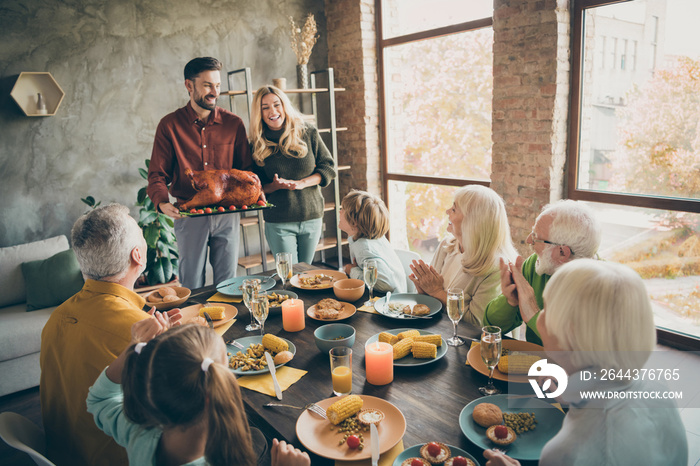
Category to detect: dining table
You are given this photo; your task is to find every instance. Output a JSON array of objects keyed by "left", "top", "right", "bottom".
[{"left": 185, "top": 263, "right": 543, "bottom": 466}]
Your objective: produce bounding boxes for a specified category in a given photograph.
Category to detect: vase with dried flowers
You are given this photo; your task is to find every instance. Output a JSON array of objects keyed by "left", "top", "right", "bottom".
[{"left": 289, "top": 14, "right": 319, "bottom": 89}]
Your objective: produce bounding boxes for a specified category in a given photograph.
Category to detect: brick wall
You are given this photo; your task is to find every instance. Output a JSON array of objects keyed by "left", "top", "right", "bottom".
[
  {"left": 491, "top": 0, "right": 571, "bottom": 251},
  {"left": 324, "top": 0, "right": 381, "bottom": 198}
]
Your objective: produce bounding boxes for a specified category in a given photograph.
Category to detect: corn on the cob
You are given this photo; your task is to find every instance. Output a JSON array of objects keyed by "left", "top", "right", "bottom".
[
  {"left": 262, "top": 334, "right": 288, "bottom": 354},
  {"left": 393, "top": 337, "right": 414, "bottom": 359},
  {"left": 412, "top": 341, "right": 437, "bottom": 359},
  {"left": 497, "top": 351, "right": 541, "bottom": 374},
  {"left": 414, "top": 334, "right": 442, "bottom": 347},
  {"left": 326, "top": 394, "right": 363, "bottom": 425},
  {"left": 199, "top": 306, "right": 225, "bottom": 320},
  {"left": 397, "top": 329, "right": 420, "bottom": 341},
  {"left": 378, "top": 332, "right": 399, "bottom": 345}
]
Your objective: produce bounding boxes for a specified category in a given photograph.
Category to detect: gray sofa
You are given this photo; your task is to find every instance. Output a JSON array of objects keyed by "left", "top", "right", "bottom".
[{"left": 0, "top": 235, "right": 73, "bottom": 397}]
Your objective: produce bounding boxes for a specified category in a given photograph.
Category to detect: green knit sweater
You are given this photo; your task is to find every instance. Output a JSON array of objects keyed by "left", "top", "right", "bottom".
[{"left": 253, "top": 123, "right": 336, "bottom": 223}]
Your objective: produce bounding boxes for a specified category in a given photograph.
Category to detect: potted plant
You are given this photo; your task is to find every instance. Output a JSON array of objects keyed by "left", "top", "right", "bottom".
[{"left": 136, "top": 159, "right": 179, "bottom": 286}]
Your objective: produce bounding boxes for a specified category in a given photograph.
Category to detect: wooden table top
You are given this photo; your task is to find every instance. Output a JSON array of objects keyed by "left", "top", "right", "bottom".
[{"left": 188, "top": 263, "right": 538, "bottom": 465}]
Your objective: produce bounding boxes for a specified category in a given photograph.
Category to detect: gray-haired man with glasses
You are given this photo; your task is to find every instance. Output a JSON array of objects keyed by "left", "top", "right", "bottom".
[{"left": 483, "top": 200, "right": 601, "bottom": 344}]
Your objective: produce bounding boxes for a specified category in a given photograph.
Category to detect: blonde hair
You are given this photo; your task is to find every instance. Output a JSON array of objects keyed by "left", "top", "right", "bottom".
[
  {"left": 341, "top": 190, "right": 390, "bottom": 240},
  {"left": 542, "top": 259, "right": 656, "bottom": 372},
  {"left": 250, "top": 86, "right": 308, "bottom": 165},
  {"left": 452, "top": 185, "right": 517, "bottom": 276},
  {"left": 122, "top": 325, "right": 256, "bottom": 466}
]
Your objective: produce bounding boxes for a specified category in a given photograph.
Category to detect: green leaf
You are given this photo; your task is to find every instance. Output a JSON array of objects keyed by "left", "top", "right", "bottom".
[
  {"left": 139, "top": 210, "right": 158, "bottom": 226},
  {"left": 148, "top": 260, "right": 165, "bottom": 285},
  {"left": 139, "top": 167, "right": 148, "bottom": 180},
  {"left": 158, "top": 213, "right": 174, "bottom": 228},
  {"left": 144, "top": 224, "right": 160, "bottom": 248},
  {"left": 137, "top": 187, "right": 147, "bottom": 205},
  {"left": 161, "top": 256, "right": 173, "bottom": 282},
  {"left": 145, "top": 159, "right": 150, "bottom": 169}
]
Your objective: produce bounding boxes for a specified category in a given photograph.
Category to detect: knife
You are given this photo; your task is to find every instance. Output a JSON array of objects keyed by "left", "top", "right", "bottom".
[
  {"left": 370, "top": 423, "right": 379, "bottom": 466},
  {"left": 202, "top": 311, "right": 215, "bottom": 330},
  {"left": 264, "top": 351, "right": 283, "bottom": 400}
]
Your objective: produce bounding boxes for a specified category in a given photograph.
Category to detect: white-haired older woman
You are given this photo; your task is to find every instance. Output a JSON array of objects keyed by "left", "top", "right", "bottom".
[
  {"left": 409, "top": 185, "right": 517, "bottom": 326},
  {"left": 249, "top": 85, "right": 336, "bottom": 264},
  {"left": 484, "top": 259, "right": 687, "bottom": 466}
]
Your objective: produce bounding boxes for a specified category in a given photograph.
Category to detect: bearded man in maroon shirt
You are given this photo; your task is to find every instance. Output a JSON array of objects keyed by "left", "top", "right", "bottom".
[{"left": 147, "top": 57, "right": 253, "bottom": 288}]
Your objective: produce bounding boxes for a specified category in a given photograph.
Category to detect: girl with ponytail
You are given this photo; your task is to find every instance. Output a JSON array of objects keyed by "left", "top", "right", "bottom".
[{"left": 87, "top": 315, "right": 309, "bottom": 466}]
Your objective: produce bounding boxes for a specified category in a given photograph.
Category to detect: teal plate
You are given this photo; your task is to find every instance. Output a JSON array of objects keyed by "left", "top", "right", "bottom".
[
  {"left": 459, "top": 394, "right": 565, "bottom": 461},
  {"left": 216, "top": 275, "right": 276, "bottom": 297},
  {"left": 227, "top": 335, "right": 296, "bottom": 376},
  {"left": 393, "top": 444, "right": 480, "bottom": 466},
  {"left": 365, "top": 328, "right": 448, "bottom": 366}
]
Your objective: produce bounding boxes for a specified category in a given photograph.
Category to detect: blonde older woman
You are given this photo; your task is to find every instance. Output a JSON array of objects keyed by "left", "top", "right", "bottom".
[
  {"left": 484, "top": 260, "right": 687, "bottom": 466},
  {"left": 409, "top": 185, "right": 517, "bottom": 327},
  {"left": 249, "top": 85, "right": 336, "bottom": 264}
]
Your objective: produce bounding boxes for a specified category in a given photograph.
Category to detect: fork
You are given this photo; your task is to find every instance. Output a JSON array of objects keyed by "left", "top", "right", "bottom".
[
  {"left": 225, "top": 339, "right": 245, "bottom": 350},
  {"left": 264, "top": 402, "right": 327, "bottom": 419}
]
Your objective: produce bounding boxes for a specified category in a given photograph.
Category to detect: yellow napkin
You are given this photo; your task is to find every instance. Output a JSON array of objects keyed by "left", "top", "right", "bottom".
[
  {"left": 357, "top": 297, "right": 380, "bottom": 314},
  {"left": 236, "top": 366, "right": 307, "bottom": 396},
  {"left": 335, "top": 439, "right": 405, "bottom": 466},
  {"left": 208, "top": 292, "right": 242, "bottom": 303},
  {"left": 465, "top": 341, "right": 479, "bottom": 366},
  {"left": 214, "top": 319, "right": 235, "bottom": 337}
]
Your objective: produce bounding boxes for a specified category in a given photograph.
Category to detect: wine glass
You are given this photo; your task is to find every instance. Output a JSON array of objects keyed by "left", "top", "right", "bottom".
[
  {"left": 275, "top": 252, "right": 293, "bottom": 290},
  {"left": 479, "top": 326, "right": 502, "bottom": 395},
  {"left": 446, "top": 288, "right": 466, "bottom": 346},
  {"left": 242, "top": 279, "right": 261, "bottom": 332},
  {"left": 250, "top": 291, "right": 269, "bottom": 336},
  {"left": 363, "top": 259, "right": 378, "bottom": 304}
]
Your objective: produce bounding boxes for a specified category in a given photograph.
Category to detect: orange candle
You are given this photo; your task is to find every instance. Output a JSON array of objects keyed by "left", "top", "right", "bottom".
[
  {"left": 281, "top": 299, "right": 305, "bottom": 332},
  {"left": 365, "top": 341, "right": 393, "bottom": 385}
]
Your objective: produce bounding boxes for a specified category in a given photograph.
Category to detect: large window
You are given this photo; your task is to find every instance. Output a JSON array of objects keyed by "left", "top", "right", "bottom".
[
  {"left": 570, "top": 0, "right": 700, "bottom": 344},
  {"left": 378, "top": 0, "right": 493, "bottom": 259}
]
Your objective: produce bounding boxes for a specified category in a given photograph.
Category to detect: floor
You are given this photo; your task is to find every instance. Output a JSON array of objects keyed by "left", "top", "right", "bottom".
[{"left": 2, "top": 350, "right": 699, "bottom": 465}]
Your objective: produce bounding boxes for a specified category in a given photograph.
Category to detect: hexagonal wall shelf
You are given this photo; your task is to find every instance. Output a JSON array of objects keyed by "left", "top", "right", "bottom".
[{"left": 10, "top": 72, "right": 65, "bottom": 117}]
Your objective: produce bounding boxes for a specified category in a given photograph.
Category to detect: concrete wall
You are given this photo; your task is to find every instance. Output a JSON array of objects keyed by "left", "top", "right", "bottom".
[{"left": 0, "top": 0, "right": 328, "bottom": 248}]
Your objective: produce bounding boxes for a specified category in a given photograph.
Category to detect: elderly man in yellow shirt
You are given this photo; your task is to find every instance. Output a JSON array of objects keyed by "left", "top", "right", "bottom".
[{"left": 40, "top": 203, "right": 181, "bottom": 466}]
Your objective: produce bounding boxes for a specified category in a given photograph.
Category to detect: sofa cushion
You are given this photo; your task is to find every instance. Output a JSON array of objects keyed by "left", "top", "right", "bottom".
[
  {"left": 0, "top": 303, "right": 55, "bottom": 362},
  {"left": 0, "top": 235, "right": 69, "bottom": 308},
  {"left": 22, "top": 249, "right": 84, "bottom": 311}
]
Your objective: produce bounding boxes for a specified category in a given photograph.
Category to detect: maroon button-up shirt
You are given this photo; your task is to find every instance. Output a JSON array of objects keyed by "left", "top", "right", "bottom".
[{"left": 147, "top": 102, "right": 253, "bottom": 208}]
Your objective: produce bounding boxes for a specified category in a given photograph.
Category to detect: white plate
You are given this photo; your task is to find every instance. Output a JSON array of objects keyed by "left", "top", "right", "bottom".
[
  {"left": 216, "top": 276, "right": 276, "bottom": 297},
  {"left": 373, "top": 293, "right": 442, "bottom": 319}
]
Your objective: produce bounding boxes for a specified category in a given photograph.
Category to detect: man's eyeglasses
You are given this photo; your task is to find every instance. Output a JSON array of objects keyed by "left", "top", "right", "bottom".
[{"left": 530, "top": 229, "right": 575, "bottom": 255}]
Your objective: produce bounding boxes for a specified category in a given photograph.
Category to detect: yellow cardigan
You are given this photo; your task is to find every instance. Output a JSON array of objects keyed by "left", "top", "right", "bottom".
[{"left": 40, "top": 279, "right": 147, "bottom": 466}]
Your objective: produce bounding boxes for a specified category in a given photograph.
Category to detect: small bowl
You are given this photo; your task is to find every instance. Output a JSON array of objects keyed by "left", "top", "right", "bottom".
[
  {"left": 333, "top": 278, "right": 365, "bottom": 302},
  {"left": 313, "top": 323, "right": 356, "bottom": 353},
  {"left": 145, "top": 286, "right": 191, "bottom": 310}
]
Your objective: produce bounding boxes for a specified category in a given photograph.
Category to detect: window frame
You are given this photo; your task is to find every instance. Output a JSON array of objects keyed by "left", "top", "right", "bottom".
[
  {"left": 376, "top": 1, "right": 493, "bottom": 199},
  {"left": 568, "top": 0, "right": 700, "bottom": 349}
]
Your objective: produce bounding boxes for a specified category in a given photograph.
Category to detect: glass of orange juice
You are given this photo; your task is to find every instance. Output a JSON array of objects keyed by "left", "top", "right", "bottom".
[{"left": 330, "top": 347, "right": 352, "bottom": 396}]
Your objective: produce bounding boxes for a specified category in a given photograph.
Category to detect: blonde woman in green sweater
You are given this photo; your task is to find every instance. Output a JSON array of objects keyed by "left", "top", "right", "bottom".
[{"left": 250, "top": 86, "right": 336, "bottom": 264}]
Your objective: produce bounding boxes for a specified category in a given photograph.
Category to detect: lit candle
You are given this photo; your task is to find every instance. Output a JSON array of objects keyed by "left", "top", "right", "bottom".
[
  {"left": 365, "top": 341, "right": 393, "bottom": 385},
  {"left": 281, "top": 299, "right": 305, "bottom": 332}
]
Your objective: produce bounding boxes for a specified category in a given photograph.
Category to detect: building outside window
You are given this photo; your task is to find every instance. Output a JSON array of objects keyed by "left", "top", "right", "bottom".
[
  {"left": 571, "top": 0, "right": 700, "bottom": 341},
  {"left": 378, "top": 0, "right": 493, "bottom": 259}
]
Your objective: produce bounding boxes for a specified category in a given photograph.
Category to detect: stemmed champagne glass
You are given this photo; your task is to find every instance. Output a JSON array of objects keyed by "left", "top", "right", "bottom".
[
  {"left": 242, "top": 279, "right": 261, "bottom": 332},
  {"left": 363, "top": 259, "right": 378, "bottom": 305},
  {"left": 479, "top": 326, "right": 502, "bottom": 395},
  {"left": 275, "top": 252, "right": 293, "bottom": 290},
  {"left": 446, "top": 288, "right": 466, "bottom": 346},
  {"left": 250, "top": 291, "right": 269, "bottom": 336}
]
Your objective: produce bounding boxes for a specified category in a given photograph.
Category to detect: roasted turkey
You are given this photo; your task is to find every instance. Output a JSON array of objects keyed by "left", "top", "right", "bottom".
[{"left": 178, "top": 168, "right": 266, "bottom": 210}]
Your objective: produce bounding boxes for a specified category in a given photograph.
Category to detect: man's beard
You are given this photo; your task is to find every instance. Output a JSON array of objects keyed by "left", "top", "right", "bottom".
[
  {"left": 535, "top": 252, "right": 558, "bottom": 276},
  {"left": 195, "top": 94, "right": 217, "bottom": 111}
]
